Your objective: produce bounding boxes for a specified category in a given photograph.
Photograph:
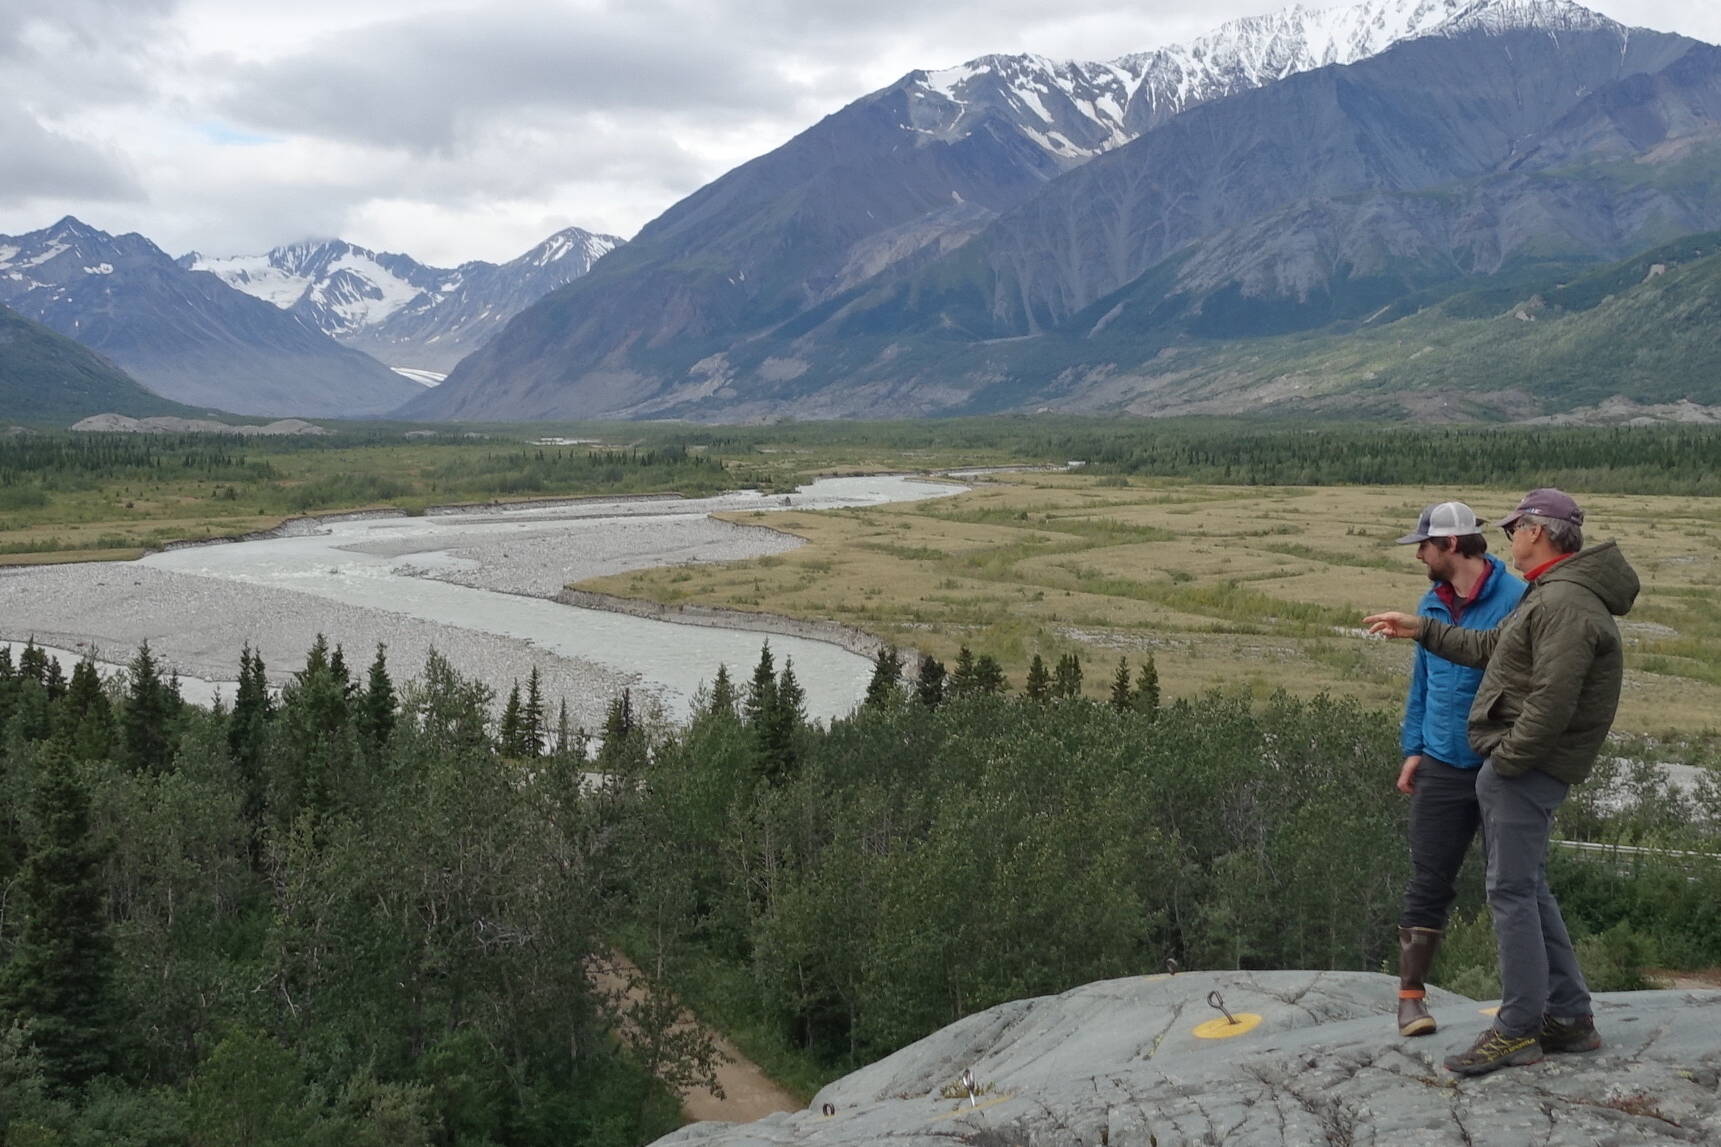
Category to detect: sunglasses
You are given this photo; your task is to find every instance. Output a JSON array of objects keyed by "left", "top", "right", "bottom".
[{"left": 1502, "top": 522, "right": 1539, "bottom": 539}]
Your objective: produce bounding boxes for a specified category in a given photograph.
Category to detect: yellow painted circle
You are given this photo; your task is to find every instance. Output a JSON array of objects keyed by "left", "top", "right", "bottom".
[
  {"left": 1144, "top": 973, "right": 1171, "bottom": 982},
  {"left": 1192, "top": 1012, "right": 1263, "bottom": 1039},
  {"left": 1479, "top": 1006, "right": 1500, "bottom": 1017}
]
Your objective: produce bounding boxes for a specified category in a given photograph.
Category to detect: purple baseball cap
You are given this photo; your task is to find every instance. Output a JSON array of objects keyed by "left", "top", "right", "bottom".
[{"left": 1495, "top": 488, "right": 1585, "bottom": 530}]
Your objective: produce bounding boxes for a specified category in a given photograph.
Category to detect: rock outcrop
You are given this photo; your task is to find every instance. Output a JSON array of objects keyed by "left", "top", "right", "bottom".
[
  {"left": 70, "top": 413, "right": 330, "bottom": 435},
  {"left": 656, "top": 970, "right": 1720, "bottom": 1145}
]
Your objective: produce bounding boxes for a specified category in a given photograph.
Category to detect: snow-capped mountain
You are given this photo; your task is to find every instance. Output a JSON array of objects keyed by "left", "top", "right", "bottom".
[
  {"left": 187, "top": 228, "right": 622, "bottom": 375},
  {"left": 905, "top": 0, "right": 1617, "bottom": 162},
  {"left": 0, "top": 217, "right": 422, "bottom": 417},
  {"left": 408, "top": 0, "right": 1702, "bottom": 423}
]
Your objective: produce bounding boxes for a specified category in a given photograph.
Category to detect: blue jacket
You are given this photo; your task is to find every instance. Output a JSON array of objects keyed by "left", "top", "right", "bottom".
[{"left": 1401, "top": 552, "right": 1525, "bottom": 769}]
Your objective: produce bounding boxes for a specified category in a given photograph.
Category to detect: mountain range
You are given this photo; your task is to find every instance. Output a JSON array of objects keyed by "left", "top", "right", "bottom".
[
  {"left": 184, "top": 228, "right": 622, "bottom": 376},
  {"left": 405, "top": 0, "right": 1721, "bottom": 422},
  {"left": 0, "top": 217, "right": 620, "bottom": 421},
  {"left": 0, "top": 217, "right": 423, "bottom": 418}
]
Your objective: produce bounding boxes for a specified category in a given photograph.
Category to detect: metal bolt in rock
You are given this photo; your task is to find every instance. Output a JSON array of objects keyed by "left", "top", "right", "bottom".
[
  {"left": 960, "top": 1067, "right": 978, "bottom": 1107},
  {"left": 1206, "top": 990, "right": 1239, "bottom": 1025}
]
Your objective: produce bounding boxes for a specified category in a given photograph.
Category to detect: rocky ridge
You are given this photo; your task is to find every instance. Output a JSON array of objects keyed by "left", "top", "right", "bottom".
[{"left": 656, "top": 970, "right": 1721, "bottom": 1146}]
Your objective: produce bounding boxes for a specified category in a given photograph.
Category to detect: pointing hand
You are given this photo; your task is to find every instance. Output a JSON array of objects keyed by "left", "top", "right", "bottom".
[{"left": 1363, "top": 611, "right": 1421, "bottom": 639}]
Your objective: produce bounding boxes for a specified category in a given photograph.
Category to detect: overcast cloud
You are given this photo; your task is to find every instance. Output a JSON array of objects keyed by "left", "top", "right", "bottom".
[{"left": 1, "top": 0, "right": 1717, "bottom": 266}]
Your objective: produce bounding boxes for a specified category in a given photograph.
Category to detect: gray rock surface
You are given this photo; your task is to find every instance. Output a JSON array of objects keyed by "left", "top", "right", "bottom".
[
  {"left": 655, "top": 970, "right": 1720, "bottom": 1146},
  {"left": 69, "top": 413, "right": 331, "bottom": 435}
]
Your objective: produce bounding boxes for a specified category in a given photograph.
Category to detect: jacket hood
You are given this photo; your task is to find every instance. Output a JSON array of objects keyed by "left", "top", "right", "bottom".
[{"left": 1541, "top": 541, "right": 1639, "bottom": 616}]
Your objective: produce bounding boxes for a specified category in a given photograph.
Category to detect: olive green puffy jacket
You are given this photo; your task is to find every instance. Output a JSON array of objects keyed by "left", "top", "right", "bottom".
[{"left": 1418, "top": 542, "right": 1640, "bottom": 784}]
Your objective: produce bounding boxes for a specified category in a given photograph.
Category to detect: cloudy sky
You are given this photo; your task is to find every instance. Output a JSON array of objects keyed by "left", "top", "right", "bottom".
[{"left": 3, "top": 0, "right": 1717, "bottom": 267}]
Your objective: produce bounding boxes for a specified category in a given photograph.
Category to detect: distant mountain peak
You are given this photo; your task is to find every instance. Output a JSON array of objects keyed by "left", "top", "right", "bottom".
[
  {"left": 189, "top": 227, "right": 624, "bottom": 373},
  {"left": 527, "top": 227, "right": 622, "bottom": 269},
  {"left": 46, "top": 215, "right": 100, "bottom": 239}
]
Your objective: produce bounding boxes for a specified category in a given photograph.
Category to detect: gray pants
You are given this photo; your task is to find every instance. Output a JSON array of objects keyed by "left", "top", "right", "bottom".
[{"left": 1476, "top": 760, "right": 1591, "bottom": 1036}]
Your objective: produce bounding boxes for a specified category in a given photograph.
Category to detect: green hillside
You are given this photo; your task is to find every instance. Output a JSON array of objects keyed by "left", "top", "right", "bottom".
[
  {"left": 1079, "top": 231, "right": 1721, "bottom": 418},
  {"left": 0, "top": 303, "right": 201, "bottom": 424}
]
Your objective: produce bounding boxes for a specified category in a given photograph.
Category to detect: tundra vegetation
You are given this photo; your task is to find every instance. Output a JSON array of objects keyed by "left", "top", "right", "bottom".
[
  {"left": 0, "top": 636, "right": 1717, "bottom": 1143},
  {"left": 6, "top": 419, "right": 1721, "bottom": 562},
  {"left": 591, "top": 467, "right": 1721, "bottom": 735}
]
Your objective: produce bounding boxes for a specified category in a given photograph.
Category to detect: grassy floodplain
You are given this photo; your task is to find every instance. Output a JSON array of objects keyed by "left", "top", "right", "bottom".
[
  {"left": 0, "top": 431, "right": 744, "bottom": 563},
  {"left": 7, "top": 419, "right": 1721, "bottom": 736},
  {"left": 583, "top": 469, "right": 1721, "bottom": 736},
  {"left": 0, "top": 424, "right": 1042, "bottom": 565}
]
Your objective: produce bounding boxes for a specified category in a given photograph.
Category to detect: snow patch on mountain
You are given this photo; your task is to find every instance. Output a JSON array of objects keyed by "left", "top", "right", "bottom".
[
  {"left": 189, "top": 227, "right": 623, "bottom": 373},
  {"left": 907, "top": 0, "right": 1620, "bottom": 160},
  {"left": 190, "top": 241, "right": 435, "bottom": 332}
]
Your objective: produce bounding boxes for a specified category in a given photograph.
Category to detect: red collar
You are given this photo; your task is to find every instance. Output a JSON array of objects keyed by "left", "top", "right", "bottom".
[
  {"left": 1433, "top": 560, "right": 1492, "bottom": 621},
  {"left": 1525, "top": 552, "right": 1576, "bottom": 582}
]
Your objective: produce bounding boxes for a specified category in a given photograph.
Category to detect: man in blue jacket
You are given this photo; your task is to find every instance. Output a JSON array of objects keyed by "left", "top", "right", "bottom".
[{"left": 1393, "top": 501, "right": 1525, "bottom": 1037}]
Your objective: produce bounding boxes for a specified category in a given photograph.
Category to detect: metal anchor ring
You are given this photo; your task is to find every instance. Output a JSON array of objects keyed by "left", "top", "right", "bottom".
[{"left": 1206, "top": 990, "right": 1239, "bottom": 1025}]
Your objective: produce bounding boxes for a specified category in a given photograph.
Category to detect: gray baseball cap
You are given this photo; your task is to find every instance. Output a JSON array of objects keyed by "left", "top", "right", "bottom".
[
  {"left": 1495, "top": 488, "right": 1584, "bottom": 530},
  {"left": 1397, "top": 501, "right": 1484, "bottom": 545}
]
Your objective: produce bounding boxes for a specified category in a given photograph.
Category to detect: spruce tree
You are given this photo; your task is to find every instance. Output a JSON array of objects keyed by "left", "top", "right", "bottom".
[
  {"left": 915, "top": 655, "right": 945, "bottom": 709},
  {"left": 973, "top": 654, "right": 1007, "bottom": 695},
  {"left": 603, "top": 689, "right": 635, "bottom": 744},
  {"left": 1053, "top": 652, "right": 1084, "bottom": 700},
  {"left": 1110, "top": 657, "right": 1133, "bottom": 712},
  {"left": 228, "top": 646, "right": 273, "bottom": 862},
  {"left": 120, "top": 642, "right": 174, "bottom": 773},
  {"left": 947, "top": 646, "right": 978, "bottom": 699},
  {"left": 596, "top": 689, "right": 646, "bottom": 775},
  {"left": 0, "top": 744, "right": 116, "bottom": 1090},
  {"left": 499, "top": 683, "right": 524, "bottom": 757},
  {"left": 328, "top": 644, "right": 352, "bottom": 698},
  {"left": 522, "top": 667, "right": 545, "bottom": 758},
  {"left": 273, "top": 636, "right": 356, "bottom": 824},
  {"left": 1134, "top": 653, "right": 1161, "bottom": 719},
  {"left": 42, "top": 657, "right": 66, "bottom": 704},
  {"left": 59, "top": 659, "right": 114, "bottom": 762},
  {"left": 4, "top": 644, "right": 55, "bottom": 742},
  {"left": 18, "top": 641, "right": 48, "bottom": 687},
  {"left": 0, "top": 644, "right": 14, "bottom": 736},
  {"left": 1025, "top": 654, "right": 1051, "bottom": 702},
  {"left": 759, "top": 659, "right": 806, "bottom": 786},
  {"left": 744, "top": 643, "right": 777, "bottom": 727},
  {"left": 356, "top": 643, "right": 397, "bottom": 763},
  {"left": 862, "top": 646, "right": 903, "bottom": 709},
  {"left": 706, "top": 664, "right": 737, "bottom": 719}
]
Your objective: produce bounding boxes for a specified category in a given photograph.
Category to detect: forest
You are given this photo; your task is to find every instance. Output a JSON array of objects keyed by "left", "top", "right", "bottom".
[{"left": 2, "top": 635, "right": 1717, "bottom": 1145}]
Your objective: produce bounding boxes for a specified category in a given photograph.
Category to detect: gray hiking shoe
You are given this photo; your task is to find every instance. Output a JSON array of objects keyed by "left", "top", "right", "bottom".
[{"left": 1443, "top": 1027, "right": 1543, "bottom": 1076}]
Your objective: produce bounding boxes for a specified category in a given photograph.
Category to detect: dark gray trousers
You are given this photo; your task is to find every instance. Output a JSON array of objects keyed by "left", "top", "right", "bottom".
[
  {"left": 1401, "top": 756, "right": 1483, "bottom": 930},
  {"left": 1476, "top": 760, "right": 1591, "bottom": 1037}
]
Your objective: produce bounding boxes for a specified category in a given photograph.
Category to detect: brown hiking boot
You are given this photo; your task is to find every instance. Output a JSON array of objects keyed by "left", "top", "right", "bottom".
[
  {"left": 1540, "top": 1014, "right": 1601, "bottom": 1054},
  {"left": 1397, "top": 926, "right": 1442, "bottom": 1037},
  {"left": 1444, "top": 1027, "right": 1544, "bottom": 1076}
]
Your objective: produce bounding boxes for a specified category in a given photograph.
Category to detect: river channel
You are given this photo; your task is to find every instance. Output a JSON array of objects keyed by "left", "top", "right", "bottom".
[{"left": 0, "top": 475, "right": 962, "bottom": 726}]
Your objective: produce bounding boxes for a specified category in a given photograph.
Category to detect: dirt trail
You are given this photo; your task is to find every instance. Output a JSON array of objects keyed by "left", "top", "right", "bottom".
[
  {"left": 596, "top": 952, "right": 801, "bottom": 1125},
  {"left": 680, "top": 1028, "right": 801, "bottom": 1123}
]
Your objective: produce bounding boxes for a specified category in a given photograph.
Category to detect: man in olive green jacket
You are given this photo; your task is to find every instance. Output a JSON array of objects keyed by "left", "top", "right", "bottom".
[{"left": 1366, "top": 489, "right": 1639, "bottom": 1077}]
